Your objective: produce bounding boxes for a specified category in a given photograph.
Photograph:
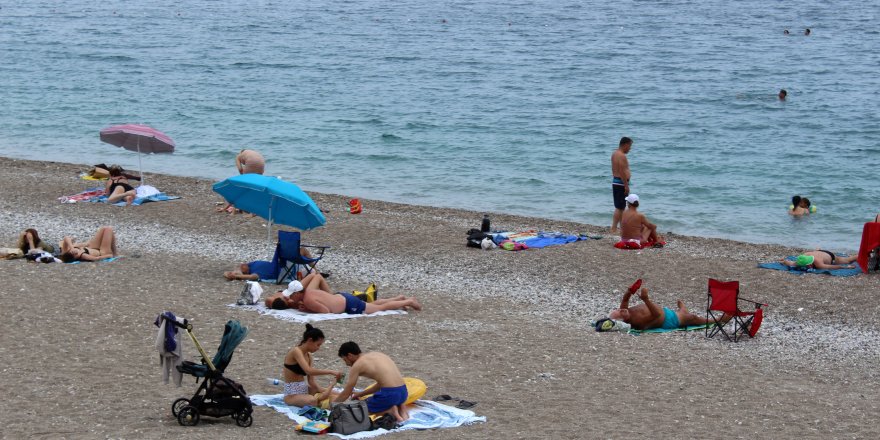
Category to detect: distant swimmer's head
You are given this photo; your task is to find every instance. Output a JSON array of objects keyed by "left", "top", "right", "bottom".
[
  {"left": 784, "top": 29, "right": 790, "bottom": 35},
  {"left": 791, "top": 195, "right": 802, "bottom": 208},
  {"left": 779, "top": 89, "right": 787, "bottom": 100},
  {"left": 800, "top": 197, "right": 811, "bottom": 209},
  {"left": 804, "top": 28, "right": 811, "bottom": 36},
  {"left": 619, "top": 136, "right": 633, "bottom": 153},
  {"left": 625, "top": 194, "right": 639, "bottom": 208}
]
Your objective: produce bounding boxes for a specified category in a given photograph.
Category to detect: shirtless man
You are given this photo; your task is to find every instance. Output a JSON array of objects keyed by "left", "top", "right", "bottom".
[
  {"left": 265, "top": 272, "right": 421, "bottom": 314},
  {"left": 780, "top": 250, "right": 858, "bottom": 270},
  {"left": 609, "top": 281, "right": 717, "bottom": 331},
  {"left": 619, "top": 194, "right": 660, "bottom": 246},
  {"left": 611, "top": 137, "right": 633, "bottom": 234},
  {"left": 335, "top": 342, "right": 411, "bottom": 422},
  {"left": 236, "top": 149, "right": 266, "bottom": 175}
]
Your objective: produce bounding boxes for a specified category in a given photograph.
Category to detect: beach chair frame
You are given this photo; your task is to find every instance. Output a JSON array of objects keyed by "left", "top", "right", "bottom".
[
  {"left": 705, "top": 279, "right": 766, "bottom": 342},
  {"left": 275, "top": 230, "right": 329, "bottom": 284}
]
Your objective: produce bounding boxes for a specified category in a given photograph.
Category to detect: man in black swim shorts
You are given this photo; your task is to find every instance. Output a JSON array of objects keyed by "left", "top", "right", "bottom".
[{"left": 611, "top": 137, "right": 633, "bottom": 234}]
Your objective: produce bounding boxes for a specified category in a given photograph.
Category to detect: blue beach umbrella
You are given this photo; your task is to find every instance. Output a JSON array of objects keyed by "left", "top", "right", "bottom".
[{"left": 212, "top": 174, "right": 326, "bottom": 241}]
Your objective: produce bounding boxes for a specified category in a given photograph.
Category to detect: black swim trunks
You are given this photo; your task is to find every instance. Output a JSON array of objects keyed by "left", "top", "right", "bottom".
[{"left": 612, "top": 177, "right": 627, "bottom": 210}]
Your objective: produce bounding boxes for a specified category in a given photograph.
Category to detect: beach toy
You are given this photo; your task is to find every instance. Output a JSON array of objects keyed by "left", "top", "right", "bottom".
[
  {"left": 349, "top": 198, "right": 362, "bottom": 214},
  {"left": 361, "top": 377, "right": 426, "bottom": 405}
]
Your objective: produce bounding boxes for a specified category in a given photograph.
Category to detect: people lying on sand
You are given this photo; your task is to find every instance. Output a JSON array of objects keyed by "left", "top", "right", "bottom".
[
  {"left": 789, "top": 195, "right": 812, "bottom": 216},
  {"left": 335, "top": 342, "right": 411, "bottom": 422},
  {"left": 18, "top": 228, "right": 54, "bottom": 254},
  {"left": 608, "top": 282, "right": 719, "bottom": 331},
  {"left": 780, "top": 250, "right": 857, "bottom": 270},
  {"left": 59, "top": 226, "right": 118, "bottom": 262},
  {"left": 281, "top": 324, "right": 343, "bottom": 408},
  {"left": 266, "top": 273, "right": 420, "bottom": 314},
  {"left": 223, "top": 248, "right": 314, "bottom": 281},
  {"left": 619, "top": 194, "right": 661, "bottom": 246},
  {"left": 105, "top": 165, "right": 137, "bottom": 206}
]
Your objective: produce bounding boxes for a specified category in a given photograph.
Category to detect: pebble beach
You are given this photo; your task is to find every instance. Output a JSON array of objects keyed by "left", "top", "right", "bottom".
[{"left": 1, "top": 156, "right": 879, "bottom": 439}]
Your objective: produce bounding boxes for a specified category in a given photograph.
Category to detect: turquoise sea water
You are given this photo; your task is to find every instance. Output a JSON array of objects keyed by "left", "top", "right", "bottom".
[{"left": 1, "top": 0, "right": 878, "bottom": 249}]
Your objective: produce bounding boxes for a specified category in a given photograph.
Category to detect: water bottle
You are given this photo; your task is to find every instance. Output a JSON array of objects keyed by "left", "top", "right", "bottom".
[
  {"left": 266, "top": 377, "right": 282, "bottom": 386},
  {"left": 337, "top": 373, "right": 346, "bottom": 385},
  {"left": 481, "top": 215, "right": 490, "bottom": 233}
]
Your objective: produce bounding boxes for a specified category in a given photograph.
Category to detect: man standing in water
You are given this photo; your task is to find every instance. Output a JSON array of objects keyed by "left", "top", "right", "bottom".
[{"left": 610, "top": 137, "right": 633, "bottom": 234}]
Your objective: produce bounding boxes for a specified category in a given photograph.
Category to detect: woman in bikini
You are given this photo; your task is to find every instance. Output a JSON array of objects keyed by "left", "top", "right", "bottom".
[
  {"left": 17, "top": 228, "right": 54, "bottom": 254},
  {"left": 781, "top": 249, "right": 858, "bottom": 270},
  {"left": 59, "top": 226, "right": 118, "bottom": 263},
  {"left": 105, "top": 165, "right": 137, "bottom": 205},
  {"left": 282, "top": 324, "right": 342, "bottom": 408}
]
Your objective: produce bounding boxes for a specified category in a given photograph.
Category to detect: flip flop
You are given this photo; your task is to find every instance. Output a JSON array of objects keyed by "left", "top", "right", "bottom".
[
  {"left": 627, "top": 279, "right": 642, "bottom": 294},
  {"left": 456, "top": 400, "right": 477, "bottom": 409}
]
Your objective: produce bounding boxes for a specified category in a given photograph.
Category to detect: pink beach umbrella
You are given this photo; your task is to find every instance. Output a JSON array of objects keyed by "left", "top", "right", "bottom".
[{"left": 99, "top": 124, "right": 175, "bottom": 185}]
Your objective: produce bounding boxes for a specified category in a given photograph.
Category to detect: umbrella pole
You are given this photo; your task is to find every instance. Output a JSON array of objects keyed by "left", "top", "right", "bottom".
[{"left": 137, "top": 138, "right": 145, "bottom": 186}]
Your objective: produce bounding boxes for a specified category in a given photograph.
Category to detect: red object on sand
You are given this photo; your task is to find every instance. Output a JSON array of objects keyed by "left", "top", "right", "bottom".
[
  {"left": 614, "top": 240, "right": 666, "bottom": 250},
  {"left": 627, "top": 279, "right": 642, "bottom": 294},
  {"left": 349, "top": 198, "right": 362, "bottom": 214},
  {"left": 857, "top": 222, "right": 880, "bottom": 273}
]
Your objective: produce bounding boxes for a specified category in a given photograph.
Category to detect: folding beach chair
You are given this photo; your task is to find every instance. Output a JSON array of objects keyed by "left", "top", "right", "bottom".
[
  {"left": 857, "top": 221, "right": 880, "bottom": 273},
  {"left": 705, "top": 279, "right": 766, "bottom": 342},
  {"left": 275, "top": 230, "right": 330, "bottom": 284}
]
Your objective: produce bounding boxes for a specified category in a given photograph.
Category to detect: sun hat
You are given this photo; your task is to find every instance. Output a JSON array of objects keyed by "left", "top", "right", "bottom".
[
  {"left": 795, "top": 254, "right": 815, "bottom": 267},
  {"left": 625, "top": 194, "right": 639, "bottom": 204},
  {"left": 281, "top": 280, "right": 304, "bottom": 297}
]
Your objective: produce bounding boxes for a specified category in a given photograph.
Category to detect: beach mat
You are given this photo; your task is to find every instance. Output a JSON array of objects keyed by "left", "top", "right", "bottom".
[
  {"left": 491, "top": 231, "right": 593, "bottom": 249},
  {"left": 89, "top": 192, "right": 180, "bottom": 206},
  {"left": 250, "top": 394, "right": 485, "bottom": 438},
  {"left": 229, "top": 303, "right": 406, "bottom": 323},
  {"left": 758, "top": 256, "right": 862, "bottom": 277},
  {"left": 629, "top": 324, "right": 713, "bottom": 334},
  {"left": 65, "top": 256, "right": 122, "bottom": 264},
  {"left": 58, "top": 187, "right": 106, "bottom": 203}
]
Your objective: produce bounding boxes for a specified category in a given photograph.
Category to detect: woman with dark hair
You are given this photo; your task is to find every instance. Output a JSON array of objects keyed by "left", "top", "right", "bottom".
[
  {"left": 17, "top": 228, "right": 54, "bottom": 253},
  {"left": 105, "top": 165, "right": 137, "bottom": 205},
  {"left": 789, "top": 195, "right": 812, "bottom": 216},
  {"left": 282, "top": 324, "right": 343, "bottom": 407},
  {"left": 59, "top": 226, "right": 118, "bottom": 262}
]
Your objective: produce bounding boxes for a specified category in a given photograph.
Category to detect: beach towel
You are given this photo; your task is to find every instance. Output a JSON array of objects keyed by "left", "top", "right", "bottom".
[
  {"left": 613, "top": 239, "right": 666, "bottom": 250},
  {"left": 250, "top": 394, "right": 485, "bottom": 439},
  {"left": 491, "top": 231, "right": 591, "bottom": 250},
  {"left": 58, "top": 187, "right": 106, "bottom": 203},
  {"left": 89, "top": 185, "right": 180, "bottom": 206},
  {"left": 228, "top": 303, "right": 406, "bottom": 323},
  {"left": 629, "top": 324, "right": 713, "bottom": 334},
  {"left": 65, "top": 256, "right": 121, "bottom": 264},
  {"left": 757, "top": 257, "right": 862, "bottom": 277}
]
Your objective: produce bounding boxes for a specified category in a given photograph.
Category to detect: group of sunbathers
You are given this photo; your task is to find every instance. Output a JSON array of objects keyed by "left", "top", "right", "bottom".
[
  {"left": 281, "top": 324, "right": 413, "bottom": 422},
  {"left": 264, "top": 272, "right": 422, "bottom": 315},
  {"left": 11, "top": 226, "right": 120, "bottom": 263}
]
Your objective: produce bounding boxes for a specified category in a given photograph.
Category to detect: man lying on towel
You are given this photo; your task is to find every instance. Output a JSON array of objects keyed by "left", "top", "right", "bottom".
[
  {"left": 265, "top": 273, "right": 422, "bottom": 314},
  {"left": 335, "top": 342, "right": 411, "bottom": 423},
  {"left": 608, "top": 280, "right": 719, "bottom": 330}
]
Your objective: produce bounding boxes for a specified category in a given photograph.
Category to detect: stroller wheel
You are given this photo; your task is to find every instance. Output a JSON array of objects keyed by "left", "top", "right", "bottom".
[
  {"left": 177, "top": 405, "right": 200, "bottom": 426},
  {"left": 171, "top": 398, "right": 190, "bottom": 417},
  {"left": 235, "top": 411, "right": 253, "bottom": 428}
]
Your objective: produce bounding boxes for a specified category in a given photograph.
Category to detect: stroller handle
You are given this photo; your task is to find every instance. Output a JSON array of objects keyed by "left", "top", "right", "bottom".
[{"left": 160, "top": 315, "right": 216, "bottom": 372}]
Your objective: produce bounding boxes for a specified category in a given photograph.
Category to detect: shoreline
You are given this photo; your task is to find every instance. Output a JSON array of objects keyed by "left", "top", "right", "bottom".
[{"left": 2, "top": 155, "right": 879, "bottom": 438}]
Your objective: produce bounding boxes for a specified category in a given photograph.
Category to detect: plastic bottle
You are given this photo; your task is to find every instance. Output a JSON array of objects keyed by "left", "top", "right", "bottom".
[
  {"left": 481, "top": 215, "right": 490, "bottom": 233},
  {"left": 266, "top": 377, "right": 282, "bottom": 386},
  {"left": 337, "top": 373, "right": 346, "bottom": 385}
]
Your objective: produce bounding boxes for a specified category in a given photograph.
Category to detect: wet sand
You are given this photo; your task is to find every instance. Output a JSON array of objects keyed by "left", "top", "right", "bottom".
[{"left": 1, "top": 156, "right": 878, "bottom": 439}]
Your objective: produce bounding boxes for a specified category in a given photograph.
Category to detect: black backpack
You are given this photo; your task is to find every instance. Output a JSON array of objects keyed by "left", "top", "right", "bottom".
[{"left": 466, "top": 229, "right": 489, "bottom": 248}]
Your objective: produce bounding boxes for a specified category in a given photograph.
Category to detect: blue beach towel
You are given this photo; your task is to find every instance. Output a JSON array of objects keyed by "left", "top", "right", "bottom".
[
  {"left": 65, "top": 256, "right": 121, "bottom": 264},
  {"left": 491, "top": 231, "right": 592, "bottom": 249},
  {"left": 758, "top": 257, "right": 862, "bottom": 277},
  {"left": 249, "top": 394, "right": 485, "bottom": 439},
  {"left": 90, "top": 193, "right": 180, "bottom": 206}
]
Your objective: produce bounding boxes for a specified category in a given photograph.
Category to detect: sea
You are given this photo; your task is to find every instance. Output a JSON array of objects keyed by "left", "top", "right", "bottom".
[{"left": 1, "top": 0, "right": 878, "bottom": 250}]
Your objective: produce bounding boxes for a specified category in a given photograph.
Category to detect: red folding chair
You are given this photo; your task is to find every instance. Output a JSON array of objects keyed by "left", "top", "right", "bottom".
[{"left": 706, "top": 279, "right": 766, "bottom": 342}]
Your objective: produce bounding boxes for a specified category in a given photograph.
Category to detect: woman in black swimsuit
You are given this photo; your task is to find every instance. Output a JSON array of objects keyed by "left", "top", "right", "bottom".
[
  {"left": 105, "top": 165, "right": 137, "bottom": 205},
  {"left": 781, "top": 249, "right": 858, "bottom": 270},
  {"left": 282, "top": 324, "right": 343, "bottom": 407},
  {"left": 59, "top": 226, "right": 118, "bottom": 263}
]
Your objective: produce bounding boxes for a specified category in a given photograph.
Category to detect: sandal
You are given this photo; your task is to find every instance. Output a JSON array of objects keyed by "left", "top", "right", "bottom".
[
  {"left": 456, "top": 400, "right": 477, "bottom": 410},
  {"left": 432, "top": 394, "right": 455, "bottom": 402}
]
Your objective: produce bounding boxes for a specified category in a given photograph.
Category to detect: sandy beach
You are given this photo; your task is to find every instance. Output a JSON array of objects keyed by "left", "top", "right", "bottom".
[{"left": 1, "top": 156, "right": 879, "bottom": 439}]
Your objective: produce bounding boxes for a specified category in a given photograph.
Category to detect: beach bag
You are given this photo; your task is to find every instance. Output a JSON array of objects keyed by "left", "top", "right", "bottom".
[
  {"left": 329, "top": 401, "right": 371, "bottom": 435},
  {"left": 466, "top": 229, "right": 489, "bottom": 248}
]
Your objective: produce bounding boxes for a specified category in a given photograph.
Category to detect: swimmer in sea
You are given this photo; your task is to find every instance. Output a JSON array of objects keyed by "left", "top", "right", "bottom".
[{"left": 778, "top": 89, "right": 787, "bottom": 100}]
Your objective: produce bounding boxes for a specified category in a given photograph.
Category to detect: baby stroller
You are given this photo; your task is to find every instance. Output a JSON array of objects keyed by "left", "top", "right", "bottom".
[{"left": 161, "top": 316, "right": 254, "bottom": 427}]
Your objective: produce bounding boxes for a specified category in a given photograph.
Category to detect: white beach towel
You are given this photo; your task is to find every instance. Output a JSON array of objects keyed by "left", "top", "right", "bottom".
[
  {"left": 228, "top": 303, "right": 406, "bottom": 323},
  {"left": 249, "top": 394, "right": 485, "bottom": 438}
]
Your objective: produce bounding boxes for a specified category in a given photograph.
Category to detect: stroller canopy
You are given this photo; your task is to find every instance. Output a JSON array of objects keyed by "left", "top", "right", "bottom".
[{"left": 213, "top": 320, "right": 249, "bottom": 373}]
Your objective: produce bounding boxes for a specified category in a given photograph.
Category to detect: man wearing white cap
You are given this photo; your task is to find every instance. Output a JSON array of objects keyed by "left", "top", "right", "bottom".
[
  {"left": 265, "top": 273, "right": 422, "bottom": 314},
  {"left": 619, "top": 194, "right": 660, "bottom": 246}
]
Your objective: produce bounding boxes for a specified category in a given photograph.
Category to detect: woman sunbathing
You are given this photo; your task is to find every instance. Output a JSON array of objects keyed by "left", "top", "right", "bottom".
[
  {"left": 780, "top": 249, "right": 857, "bottom": 270},
  {"left": 59, "top": 226, "right": 118, "bottom": 262},
  {"left": 105, "top": 165, "right": 137, "bottom": 205},
  {"left": 18, "top": 228, "right": 54, "bottom": 254},
  {"left": 282, "top": 324, "right": 343, "bottom": 408}
]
